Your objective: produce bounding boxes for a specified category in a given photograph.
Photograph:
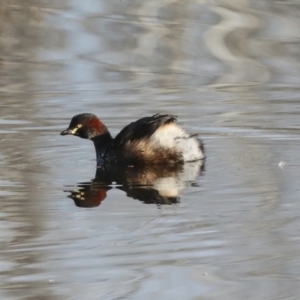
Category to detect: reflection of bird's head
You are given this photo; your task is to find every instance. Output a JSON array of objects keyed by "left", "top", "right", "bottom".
[
  {"left": 67, "top": 185, "right": 109, "bottom": 208},
  {"left": 66, "top": 159, "right": 205, "bottom": 208}
]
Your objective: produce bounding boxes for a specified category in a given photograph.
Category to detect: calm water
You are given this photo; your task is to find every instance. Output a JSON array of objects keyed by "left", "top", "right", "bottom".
[{"left": 1, "top": 0, "right": 300, "bottom": 299}]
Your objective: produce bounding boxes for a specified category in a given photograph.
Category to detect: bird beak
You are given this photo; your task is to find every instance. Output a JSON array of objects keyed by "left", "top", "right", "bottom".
[
  {"left": 60, "top": 128, "right": 79, "bottom": 135},
  {"left": 60, "top": 128, "right": 71, "bottom": 135},
  {"left": 61, "top": 124, "right": 81, "bottom": 136}
]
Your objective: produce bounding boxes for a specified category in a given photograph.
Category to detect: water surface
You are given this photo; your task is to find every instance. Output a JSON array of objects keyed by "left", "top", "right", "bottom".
[{"left": 1, "top": 1, "right": 300, "bottom": 299}]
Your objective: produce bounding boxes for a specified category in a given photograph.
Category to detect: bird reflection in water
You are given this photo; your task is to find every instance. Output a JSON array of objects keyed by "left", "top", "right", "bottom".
[{"left": 65, "top": 160, "right": 205, "bottom": 208}]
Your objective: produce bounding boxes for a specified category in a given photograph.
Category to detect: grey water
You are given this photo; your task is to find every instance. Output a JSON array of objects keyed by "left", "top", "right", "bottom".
[{"left": 1, "top": 0, "right": 300, "bottom": 299}]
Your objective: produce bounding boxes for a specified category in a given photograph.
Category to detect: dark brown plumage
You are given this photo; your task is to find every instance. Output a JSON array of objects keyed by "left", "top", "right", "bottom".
[{"left": 61, "top": 113, "right": 205, "bottom": 166}]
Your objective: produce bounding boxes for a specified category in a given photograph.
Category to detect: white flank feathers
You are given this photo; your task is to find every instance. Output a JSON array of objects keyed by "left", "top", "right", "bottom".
[{"left": 150, "top": 123, "right": 204, "bottom": 162}]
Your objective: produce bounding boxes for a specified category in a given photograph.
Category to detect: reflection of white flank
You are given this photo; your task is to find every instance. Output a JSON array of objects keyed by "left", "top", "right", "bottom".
[
  {"left": 204, "top": 3, "right": 270, "bottom": 85},
  {"left": 154, "top": 160, "right": 203, "bottom": 198}
]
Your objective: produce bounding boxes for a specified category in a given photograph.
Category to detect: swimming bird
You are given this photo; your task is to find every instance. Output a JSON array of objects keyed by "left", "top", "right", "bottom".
[{"left": 60, "top": 113, "right": 204, "bottom": 166}]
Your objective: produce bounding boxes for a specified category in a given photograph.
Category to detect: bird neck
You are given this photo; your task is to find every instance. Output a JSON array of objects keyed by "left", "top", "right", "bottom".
[{"left": 91, "top": 132, "right": 113, "bottom": 164}]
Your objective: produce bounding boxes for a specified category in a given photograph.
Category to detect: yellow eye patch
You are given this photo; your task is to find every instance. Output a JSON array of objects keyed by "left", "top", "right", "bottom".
[{"left": 70, "top": 124, "right": 82, "bottom": 134}]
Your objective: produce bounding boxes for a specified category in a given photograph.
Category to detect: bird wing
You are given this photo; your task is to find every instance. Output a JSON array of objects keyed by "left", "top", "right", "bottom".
[{"left": 112, "top": 114, "right": 177, "bottom": 148}]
